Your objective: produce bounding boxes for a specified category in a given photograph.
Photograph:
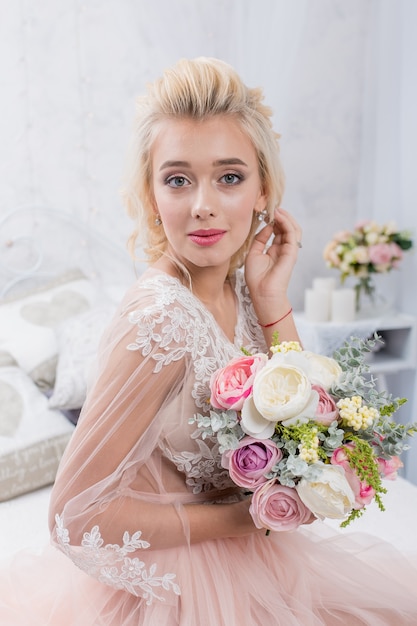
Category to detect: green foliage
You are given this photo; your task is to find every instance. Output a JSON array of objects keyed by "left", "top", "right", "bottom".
[{"left": 331, "top": 334, "right": 404, "bottom": 413}]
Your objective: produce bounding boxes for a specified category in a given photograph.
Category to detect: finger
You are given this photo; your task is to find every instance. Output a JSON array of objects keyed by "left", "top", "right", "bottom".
[
  {"left": 271, "top": 207, "right": 302, "bottom": 247},
  {"left": 272, "top": 207, "right": 301, "bottom": 234},
  {"left": 250, "top": 221, "right": 275, "bottom": 250}
]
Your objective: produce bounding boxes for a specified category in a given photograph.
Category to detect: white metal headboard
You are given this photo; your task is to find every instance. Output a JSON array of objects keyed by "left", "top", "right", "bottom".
[{"left": 0, "top": 205, "right": 139, "bottom": 298}]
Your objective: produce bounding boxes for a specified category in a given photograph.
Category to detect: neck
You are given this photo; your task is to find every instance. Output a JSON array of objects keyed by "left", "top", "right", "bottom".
[
  {"left": 152, "top": 256, "right": 237, "bottom": 341},
  {"left": 154, "top": 254, "right": 231, "bottom": 305}
]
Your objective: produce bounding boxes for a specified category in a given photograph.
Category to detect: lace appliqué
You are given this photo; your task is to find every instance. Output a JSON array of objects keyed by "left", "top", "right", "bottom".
[
  {"left": 163, "top": 437, "right": 232, "bottom": 494},
  {"left": 55, "top": 514, "right": 181, "bottom": 605},
  {"left": 127, "top": 296, "right": 211, "bottom": 376},
  {"left": 125, "top": 272, "right": 264, "bottom": 493},
  {"left": 125, "top": 273, "right": 264, "bottom": 406}
]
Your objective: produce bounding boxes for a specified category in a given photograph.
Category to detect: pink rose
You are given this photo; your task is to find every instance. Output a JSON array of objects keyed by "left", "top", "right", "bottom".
[
  {"left": 368, "top": 242, "right": 403, "bottom": 267},
  {"left": 331, "top": 445, "right": 375, "bottom": 509},
  {"left": 222, "top": 437, "right": 282, "bottom": 490},
  {"left": 210, "top": 354, "right": 267, "bottom": 411},
  {"left": 377, "top": 456, "right": 403, "bottom": 480},
  {"left": 389, "top": 242, "right": 404, "bottom": 268},
  {"left": 250, "top": 480, "right": 315, "bottom": 532},
  {"left": 312, "top": 384, "right": 339, "bottom": 426}
]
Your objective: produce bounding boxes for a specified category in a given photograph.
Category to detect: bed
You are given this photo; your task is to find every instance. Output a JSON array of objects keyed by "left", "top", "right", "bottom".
[
  {"left": 0, "top": 205, "right": 137, "bottom": 554},
  {"left": 0, "top": 206, "right": 416, "bottom": 563}
]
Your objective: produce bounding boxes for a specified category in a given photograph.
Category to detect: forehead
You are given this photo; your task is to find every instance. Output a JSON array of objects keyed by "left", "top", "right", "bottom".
[{"left": 151, "top": 116, "right": 258, "bottom": 165}]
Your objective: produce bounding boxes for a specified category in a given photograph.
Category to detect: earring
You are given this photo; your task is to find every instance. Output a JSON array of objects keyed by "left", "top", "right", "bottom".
[
  {"left": 257, "top": 209, "right": 268, "bottom": 222},
  {"left": 155, "top": 215, "right": 162, "bottom": 226}
]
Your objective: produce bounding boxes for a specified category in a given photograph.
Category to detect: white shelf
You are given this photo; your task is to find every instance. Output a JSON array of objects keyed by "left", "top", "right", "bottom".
[{"left": 365, "top": 313, "right": 416, "bottom": 375}]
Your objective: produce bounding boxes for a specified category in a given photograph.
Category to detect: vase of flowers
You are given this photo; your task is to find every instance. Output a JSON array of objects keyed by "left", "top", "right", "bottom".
[{"left": 323, "top": 220, "right": 413, "bottom": 317}]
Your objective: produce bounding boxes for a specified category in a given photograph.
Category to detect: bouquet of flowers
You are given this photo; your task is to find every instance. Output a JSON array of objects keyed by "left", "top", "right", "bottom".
[
  {"left": 323, "top": 220, "right": 413, "bottom": 308},
  {"left": 191, "top": 334, "right": 417, "bottom": 532}
]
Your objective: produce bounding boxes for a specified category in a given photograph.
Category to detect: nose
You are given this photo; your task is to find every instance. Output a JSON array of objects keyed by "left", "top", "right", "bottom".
[{"left": 191, "top": 183, "right": 217, "bottom": 219}]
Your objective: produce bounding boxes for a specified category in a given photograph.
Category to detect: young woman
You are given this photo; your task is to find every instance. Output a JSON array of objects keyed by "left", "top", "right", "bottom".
[{"left": 1, "top": 57, "right": 416, "bottom": 625}]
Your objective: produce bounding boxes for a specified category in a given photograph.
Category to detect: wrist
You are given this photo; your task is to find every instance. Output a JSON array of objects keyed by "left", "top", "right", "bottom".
[{"left": 258, "top": 307, "right": 293, "bottom": 328}]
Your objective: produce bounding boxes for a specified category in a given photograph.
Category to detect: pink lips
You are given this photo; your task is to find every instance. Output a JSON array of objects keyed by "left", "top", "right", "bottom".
[{"left": 188, "top": 229, "right": 226, "bottom": 247}]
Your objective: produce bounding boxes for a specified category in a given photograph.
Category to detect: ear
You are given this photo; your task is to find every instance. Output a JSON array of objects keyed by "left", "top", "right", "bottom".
[
  {"left": 254, "top": 190, "right": 267, "bottom": 214},
  {"left": 150, "top": 196, "right": 159, "bottom": 215}
]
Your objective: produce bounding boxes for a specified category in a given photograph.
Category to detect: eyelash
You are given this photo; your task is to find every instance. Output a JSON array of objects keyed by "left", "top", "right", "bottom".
[
  {"left": 165, "top": 175, "right": 190, "bottom": 188},
  {"left": 220, "top": 173, "right": 244, "bottom": 185},
  {"left": 164, "top": 172, "right": 244, "bottom": 188}
]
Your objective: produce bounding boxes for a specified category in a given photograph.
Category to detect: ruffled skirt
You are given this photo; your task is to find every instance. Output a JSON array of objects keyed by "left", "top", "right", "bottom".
[{"left": 0, "top": 523, "right": 416, "bottom": 625}]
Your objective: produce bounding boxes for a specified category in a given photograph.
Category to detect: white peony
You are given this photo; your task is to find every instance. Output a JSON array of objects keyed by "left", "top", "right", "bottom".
[
  {"left": 296, "top": 463, "right": 355, "bottom": 519},
  {"left": 302, "top": 352, "right": 342, "bottom": 391},
  {"left": 240, "top": 360, "right": 313, "bottom": 439}
]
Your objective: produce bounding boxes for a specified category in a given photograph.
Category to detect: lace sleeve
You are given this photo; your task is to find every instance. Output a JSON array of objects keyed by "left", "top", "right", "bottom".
[{"left": 48, "top": 277, "right": 199, "bottom": 601}]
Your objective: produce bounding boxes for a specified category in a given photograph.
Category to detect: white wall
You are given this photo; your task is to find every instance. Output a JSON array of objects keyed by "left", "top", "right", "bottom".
[{"left": 0, "top": 0, "right": 374, "bottom": 310}]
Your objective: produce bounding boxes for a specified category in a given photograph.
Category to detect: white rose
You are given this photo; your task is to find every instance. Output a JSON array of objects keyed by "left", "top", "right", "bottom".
[
  {"left": 302, "top": 352, "right": 342, "bottom": 391},
  {"left": 240, "top": 361, "right": 313, "bottom": 439},
  {"left": 384, "top": 220, "right": 397, "bottom": 236},
  {"left": 365, "top": 231, "right": 379, "bottom": 245},
  {"left": 353, "top": 245, "right": 369, "bottom": 264},
  {"left": 296, "top": 464, "right": 355, "bottom": 519}
]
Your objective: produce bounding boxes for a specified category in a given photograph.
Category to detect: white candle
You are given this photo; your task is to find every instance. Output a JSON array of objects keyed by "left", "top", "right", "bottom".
[
  {"left": 312, "top": 277, "right": 337, "bottom": 292},
  {"left": 331, "top": 289, "right": 356, "bottom": 323},
  {"left": 304, "top": 288, "right": 331, "bottom": 323}
]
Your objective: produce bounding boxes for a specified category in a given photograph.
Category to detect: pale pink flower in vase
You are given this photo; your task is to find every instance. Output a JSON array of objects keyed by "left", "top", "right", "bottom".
[
  {"left": 368, "top": 242, "right": 403, "bottom": 266},
  {"left": 323, "top": 220, "right": 412, "bottom": 318},
  {"left": 323, "top": 241, "right": 342, "bottom": 267}
]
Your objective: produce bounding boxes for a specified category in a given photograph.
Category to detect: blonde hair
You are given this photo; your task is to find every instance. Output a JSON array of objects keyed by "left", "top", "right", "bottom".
[{"left": 123, "top": 57, "right": 285, "bottom": 275}]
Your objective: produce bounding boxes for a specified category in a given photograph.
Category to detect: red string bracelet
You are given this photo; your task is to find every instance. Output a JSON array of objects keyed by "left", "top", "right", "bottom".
[{"left": 258, "top": 307, "right": 293, "bottom": 328}]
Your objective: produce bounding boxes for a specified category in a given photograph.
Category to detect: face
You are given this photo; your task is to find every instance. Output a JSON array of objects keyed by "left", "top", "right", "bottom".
[{"left": 151, "top": 116, "right": 266, "bottom": 274}]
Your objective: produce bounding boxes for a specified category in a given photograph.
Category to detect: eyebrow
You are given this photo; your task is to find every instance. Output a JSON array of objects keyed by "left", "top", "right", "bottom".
[{"left": 159, "top": 158, "right": 248, "bottom": 171}]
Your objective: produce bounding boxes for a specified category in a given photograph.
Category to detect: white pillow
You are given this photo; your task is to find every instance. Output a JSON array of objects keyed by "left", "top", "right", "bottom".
[
  {"left": 48, "top": 303, "right": 115, "bottom": 410},
  {"left": 0, "top": 269, "right": 98, "bottom": 388},
  {"left": 0, "top": 366, "right": 74, "bottom": 501}
]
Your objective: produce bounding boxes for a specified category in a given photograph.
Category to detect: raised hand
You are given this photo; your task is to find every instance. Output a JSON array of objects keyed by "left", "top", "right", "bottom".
[{"left": 245, "top": 207, "right": 302, "bottom": 306}]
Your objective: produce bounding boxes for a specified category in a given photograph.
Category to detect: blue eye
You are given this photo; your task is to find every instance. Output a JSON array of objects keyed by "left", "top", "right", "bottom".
[
  {"left": 166, "top": 176, "right": 189, "bottom": 188},
  {"left": 221, "top": 173, "right": 242, "bottom": 185}
]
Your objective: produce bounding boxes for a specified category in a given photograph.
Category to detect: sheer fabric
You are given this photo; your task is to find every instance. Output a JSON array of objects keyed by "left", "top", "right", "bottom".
[{"left": 1, "top": 267, "right": 417, "bottom": 625}]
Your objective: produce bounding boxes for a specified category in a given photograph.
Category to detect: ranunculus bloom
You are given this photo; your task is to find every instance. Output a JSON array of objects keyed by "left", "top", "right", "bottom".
[
  {"left": 377, "top": 455, "right": 403, "bottom": 480},
  {"left": 302, "top": 352, "right": 342, "bottom": 391},
  {"left": 331, "top": 445, "right": 375, "bottom": 509},
  {"left": 296, "top": 463, "right": 355, "bottom": 519},
  {"left": 250, "top": 480, "right": 315, "bottom": 531},
  {"left": 240, "top": 360, "right": 313, "bottom": 438},
  {"left": 210, "top": 353, "right": 268, "bottom": 411},
  {"left": 312, "top": 384, "right": 339, "bottom": 426},
  {"left": 221, "top": 437, "right": 282, "bottom": 490}
]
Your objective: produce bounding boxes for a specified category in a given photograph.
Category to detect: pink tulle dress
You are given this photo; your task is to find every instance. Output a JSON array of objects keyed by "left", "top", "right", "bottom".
[{"left": 1, "top": 268, "right": 416, "bottom": 625}]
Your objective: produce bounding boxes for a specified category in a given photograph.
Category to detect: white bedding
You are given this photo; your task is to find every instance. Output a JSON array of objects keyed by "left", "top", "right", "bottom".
[{"left": 1, "top": 477, "right": 416, "bottom": 561}]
